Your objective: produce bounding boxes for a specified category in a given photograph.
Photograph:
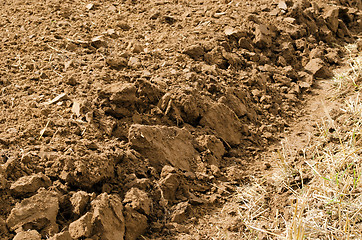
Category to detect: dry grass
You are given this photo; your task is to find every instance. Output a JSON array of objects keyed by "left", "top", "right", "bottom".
[
  {"left": 281, "top": 44, "right": 362, "bottom": 239},
  {"left": 227, "top": 43, "right": 362, "bottom": 239},
  {"left": 333, "top": 44, "right": 362, "bottom": 97}
]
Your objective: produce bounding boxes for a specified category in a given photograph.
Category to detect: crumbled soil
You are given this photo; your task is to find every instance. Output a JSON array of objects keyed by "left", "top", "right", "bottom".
[{"left": 0, "top": 0, "right": 361, "bottom": 239}]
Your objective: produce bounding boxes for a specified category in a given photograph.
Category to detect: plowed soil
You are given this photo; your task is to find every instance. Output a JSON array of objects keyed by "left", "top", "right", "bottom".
[{"left": 0, "top": 0, "right": 361, "bottom": 239}]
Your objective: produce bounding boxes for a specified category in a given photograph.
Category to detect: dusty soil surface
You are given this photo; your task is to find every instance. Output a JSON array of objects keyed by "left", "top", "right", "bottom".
[{"left": 0, "top": 0, "right": 361, "bottom": 239}]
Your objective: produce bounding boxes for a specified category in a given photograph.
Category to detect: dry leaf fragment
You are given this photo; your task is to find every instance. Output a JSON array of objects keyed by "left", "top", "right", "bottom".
[
  {"left": 224, "top": 26, "right": 236, "bottom": 36},
  {"left": 72, "top": 101, "right": 81, "bottom": 117},
  {"left": 46, "top": 93, "right": 68, "bottom": 105},
  {"left": 86, "top": 3, "right": 94, "bottom": 10},
  {"left": 278, "top": 1, "right": 287, "bottom": 11},
  {"left": 39, "top": 120, "right": 50, "bottom": 140}
]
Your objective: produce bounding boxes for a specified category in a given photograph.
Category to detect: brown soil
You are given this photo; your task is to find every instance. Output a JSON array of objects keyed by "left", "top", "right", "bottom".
[{"left": 0, "top": 0, "right": 361, "bottom": 239}]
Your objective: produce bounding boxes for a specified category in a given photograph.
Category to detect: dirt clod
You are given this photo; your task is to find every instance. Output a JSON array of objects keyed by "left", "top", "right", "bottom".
[
  {"left": 305, "top": 58, "right": 334, "bottom": 79},
  {"left": 70, "top": 191, "right": 91, "bottom": 216},
  {"left": 171, "top": 201, "right": 191, "bottom": 223},
  {"left": 68, "top": 212, "right": 93, "bottom": 239},
  {"left": 48, "top": 231, "right": 72, "bottom": 240},
  {"left": 123, "top": 187, "right": 152, "bottom": 215},
  {"left": 10, "top": 172, "right": 52, "bottom": 196},
  {"left": 13, "top": 230, "right": 41, "bottom": 240},
  {"left": 129, "top": 124, "right": 199, "bottom": 171},
  {"left": 90, "top": 193, "right": 125, "bottom": 240},
  {"left": 200, "top": 103, "right": 246, "bottom": 146},
  {"left": 124, "top": 207, "right": 148, "bottom": 240},
  {"left": 183, "top": 45, "right": 205, "bottom": 60},
  {"left": 6, "top": 190, "right": 59, "bottom": 236}
]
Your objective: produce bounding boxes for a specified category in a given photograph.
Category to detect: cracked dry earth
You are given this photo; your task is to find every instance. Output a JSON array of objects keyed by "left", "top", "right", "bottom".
[{"left": 0, "top": 0, "right": 361, "bottom": 239}]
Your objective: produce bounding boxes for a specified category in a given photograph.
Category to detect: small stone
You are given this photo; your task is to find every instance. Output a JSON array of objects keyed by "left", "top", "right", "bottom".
[
  {"left": 13, "top": 230, "right": 41, "bottom": 240},
  {"left": 101, "top": 82, "right": 136, "bottom": 103},
  {"left": 60, "top": 154, "right": 115, "bottom": 189},
  {"left": 71, "top": 101, "right": 81, "bottom": 117},
  {"left": 201, "top": 63, "right": 218, "bottom": 75},
  {"left": 188, "top": 192, "right": 204, "bottom": 205},
  {"left": 64, "top": 60, "right": 73, "bottom": 71},
  {"left": 298, "top": 81, "right": 311, "bottom": 89},
  {"left": 269, "top": 8, "right": 280, "bottom": 16},
  {"left": 309, "top": 47, "right": 324, "bottom": 60},
  {"left": 325, "top": 51, "right": 340, "bottom": 64},
  {"left": 106, "top": 29, "right": 117, "bottom": 38},
  {"left": 98, "top": 82, "right": 139, "bottom": 118},
  {"left": 69, "top": 212, "right": 93, "bottom": 239}
]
